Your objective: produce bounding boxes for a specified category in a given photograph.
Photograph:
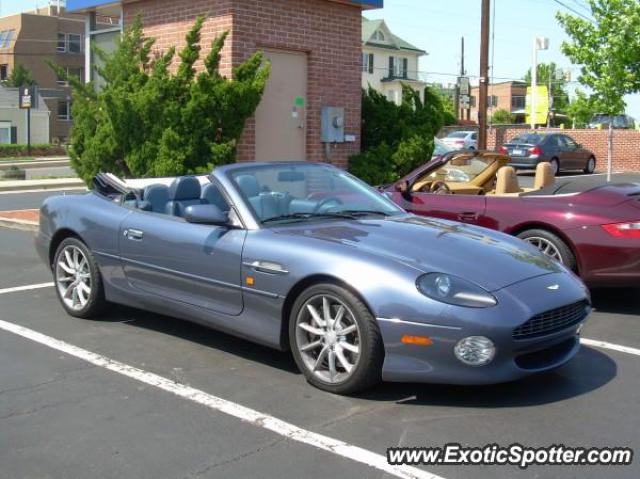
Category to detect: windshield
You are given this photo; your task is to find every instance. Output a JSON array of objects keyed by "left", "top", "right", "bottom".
[
  {"left": 423, "top": 156, "right": 498, "bottom": 184},
  {"left": 434, "top": 137, "right": 453, "bottom": 156},
  {"left": 228, "top": 163, "right": 404, "bottom": 224}
]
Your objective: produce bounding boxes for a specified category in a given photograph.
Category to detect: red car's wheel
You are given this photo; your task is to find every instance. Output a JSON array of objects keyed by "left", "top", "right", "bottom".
[{"left": 517, "top": 229, "right": 577, "bottom": 271}]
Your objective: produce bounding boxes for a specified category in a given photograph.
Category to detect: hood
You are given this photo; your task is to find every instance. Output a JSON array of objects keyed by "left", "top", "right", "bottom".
[{"left": 274, "top": 215, "right": 563, "bottom": 292}]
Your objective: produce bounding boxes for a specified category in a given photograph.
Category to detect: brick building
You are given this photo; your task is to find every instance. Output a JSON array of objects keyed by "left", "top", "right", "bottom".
[
  {"left": 68, "top": 0, "right": 384, "bottom": 167},
  {"left": 0, "top": 3, "right": 85, "bottom": 143},
  {"left": 469, "top": 81, "right": 527, "bottom": 124}
]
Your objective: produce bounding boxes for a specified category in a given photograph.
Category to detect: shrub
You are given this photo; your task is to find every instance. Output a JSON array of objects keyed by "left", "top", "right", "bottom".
[
  {"left": 55, "top": 15, "right": 270, "bottom": 185},
  {"left": 0, "top": 144, "right": 66, "bottom": 158}
]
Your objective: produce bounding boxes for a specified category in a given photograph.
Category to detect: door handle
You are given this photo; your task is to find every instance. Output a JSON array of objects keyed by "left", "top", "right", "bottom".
[
  {"left": 457, "top": 212, "right": 479, "bottom": 222},
  {"left": 123, "top": 228, "right": 144, "bottom": 241}
]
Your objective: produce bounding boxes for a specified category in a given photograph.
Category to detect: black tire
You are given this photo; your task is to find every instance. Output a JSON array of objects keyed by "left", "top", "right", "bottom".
[
  {"left": 53, "top": 237, "right": 107, "bottom": 318},
  {"left": 584, "top": 156, "right": 596, "bottom": 174},
  {"left": 289, "top": 283, "right": 384, "bottom": 395},
  {"left": 549, "top": 157, "right": 560, "bottom": 176},
  {"left": 516, "top": 229, "right": 577, "bottom": 271}
]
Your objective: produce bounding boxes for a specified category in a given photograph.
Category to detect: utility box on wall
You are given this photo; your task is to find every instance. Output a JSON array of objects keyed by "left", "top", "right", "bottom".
[{"left": 321, "top": 106, "right": 345, "bottom": 143}]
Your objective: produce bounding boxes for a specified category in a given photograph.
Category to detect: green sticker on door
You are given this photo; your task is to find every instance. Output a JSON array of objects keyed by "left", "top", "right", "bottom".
[{"left": 294, "top": 96, "right": 305, "bottom": 108}]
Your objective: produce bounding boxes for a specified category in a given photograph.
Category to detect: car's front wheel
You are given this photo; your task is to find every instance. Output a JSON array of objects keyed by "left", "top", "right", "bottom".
[
  {"left": 289, "top": 283, "right": 384, "bottom": 394},
  {"left": 53, "top": 237, "right": 107, "bottom": 318},
  {"left": 517, "top": 229, "right": 577, "bottom": 271}
]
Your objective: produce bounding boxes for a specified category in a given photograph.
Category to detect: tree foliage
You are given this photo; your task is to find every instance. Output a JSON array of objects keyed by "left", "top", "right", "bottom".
[
  {"left": 557, "top": 0, "right": 640, "bottom": 114},
  {"left": 490, "top": 108, "right": 514, "bottom": 124},
  {"left": 566, "top": 88, "right": 606, "bottom": 127},
  {"left": 350, "top": 85, "right": 445, "bottom": 185},
  {"left": 56, "top": 16, "right": 270, "bottom": 184},
  {"left": 5, "top": 63, "right": 34, "bottom": 87},
  {"left": 523, "top": 62, "right": 570, "bottom": 113}
]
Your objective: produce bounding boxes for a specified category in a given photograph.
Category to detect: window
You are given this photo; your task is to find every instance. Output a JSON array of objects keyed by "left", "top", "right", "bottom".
[
  {"left": 57, "top": 101, "right": 72, "bottom": 121},
  {"left": 470, "top": 96, "right": 477, "bottom": 108},
  {"left": 0, "top": 30, "right": 14, "bottom": 49},
  {"left": 489, "top": 95, "right": 498, "bottom": 108},
  {"left": 57, "top": 32, "right": 66, "bottom": 52},
  {"left": 388, "top": 57, "right": 408, "bottom": 79},
  {"left": 372, "top": 30, "right": 385, "bottom": 42},
  {"left": 57, "top": 67, "right": 83, "bottom": 86},
  {"left": 362, "top": 53, "right": 374, "bottom": 74},
  {"left": 58, "top": 33, "right": 82, "bottom": 54},
  {"left": 0, "top": 121, "right": 10, "bottom": 144},
  {"left": 0, "top": 64, "right": 7, "bottom": 81},
  {"left": 511, "top": 95, "right": 525, "bottom": 109},
  {"left": 68, "top": 33, "right": 82, "bottom": 54}
]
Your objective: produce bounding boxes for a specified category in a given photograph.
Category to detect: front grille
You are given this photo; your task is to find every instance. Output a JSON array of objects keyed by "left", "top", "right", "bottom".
[{"left": 513, "top": 301, "right": 589, "bottom": 340}]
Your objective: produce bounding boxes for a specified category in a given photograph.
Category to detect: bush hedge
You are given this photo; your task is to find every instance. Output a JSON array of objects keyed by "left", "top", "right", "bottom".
[{"left": 0, "top": 144, "right": 66, "bottom": 158}]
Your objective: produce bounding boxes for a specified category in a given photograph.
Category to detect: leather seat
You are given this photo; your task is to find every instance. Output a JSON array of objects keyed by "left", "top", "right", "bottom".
[
  {"left": 533, "top": 162, "right": 555, "bottom": 190},
  {"left": 494, "top": 166, "right": 522, "bottom": 195},
  {"left": 201, "top": 183, "right": 229, "bottom": 212},
  {"left": 139, "top": 184, "right": 170, "bottom": 213},
  {"left": 166, "top": 177, "right": 203, "bottom": 216},
  {"left": 236, "top": 174, "right": 279, "bottom": 220}
]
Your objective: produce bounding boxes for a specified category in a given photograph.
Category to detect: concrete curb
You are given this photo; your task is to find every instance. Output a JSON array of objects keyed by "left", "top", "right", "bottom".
[
  {"left": 0, "top": 178, "right": 85, "bottom": 192},
  {"left": 0, "top": 159, "right": 71, "bottom": 171},
  {"left": 0, "top": 218, "right": 38, "bottom": 232}
]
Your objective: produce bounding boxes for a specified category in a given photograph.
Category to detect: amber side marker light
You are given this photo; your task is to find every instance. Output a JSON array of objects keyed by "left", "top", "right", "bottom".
[
  {"left": 246, "top": 276, "right": 255, "bottom": 286},
  {"left": 401, "top": 335, "right": 433, "bottom": 346}
]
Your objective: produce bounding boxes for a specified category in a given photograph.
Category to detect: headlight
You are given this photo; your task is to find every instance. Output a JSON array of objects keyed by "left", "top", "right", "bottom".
[
  {"left": 454, "top": 336, "right": 496, "bottom": 366},
  {"left": 416, "top": 273, "right": 497, "bottom": 308}
]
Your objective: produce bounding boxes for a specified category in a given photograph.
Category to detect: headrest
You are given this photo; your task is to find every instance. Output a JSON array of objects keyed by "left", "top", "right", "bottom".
[
  {"left": 144, "top": 184, "right": 170, "bottom": 202},
  {"left": 169, "top": 176, "right": 201, "bottom": 201},
  {"left": 534, "top": 162, "right": 555, "bottom": 190},
  {"left": 236, "top": 174, "right": 260, "bottom": 197}
]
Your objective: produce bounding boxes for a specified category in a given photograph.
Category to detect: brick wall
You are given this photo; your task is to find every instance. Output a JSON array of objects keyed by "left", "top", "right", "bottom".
[
  {"left": 488, "top": 127, "right": 640, "bottom": 173},
  {"left": 124, "top": 0, "right": 363, "bottom": 168},
  {"left": 440, "top": 125, "right": 640, "bottom": 173}
]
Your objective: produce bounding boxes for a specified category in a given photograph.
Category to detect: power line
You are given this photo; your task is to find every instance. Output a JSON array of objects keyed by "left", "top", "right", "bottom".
[{"left": 549, "top": 0, "right": 594, "bottom": 22}]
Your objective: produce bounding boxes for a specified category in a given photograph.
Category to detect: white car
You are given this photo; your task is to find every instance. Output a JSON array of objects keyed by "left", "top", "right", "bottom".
[{"left": 442, "top": 131, "right": 477, "bottom": 150}]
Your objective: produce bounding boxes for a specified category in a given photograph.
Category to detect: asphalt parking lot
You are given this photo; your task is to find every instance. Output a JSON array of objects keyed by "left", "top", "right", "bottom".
[{"left": 1, "top": 191, "right": 639, "bottom": 479}]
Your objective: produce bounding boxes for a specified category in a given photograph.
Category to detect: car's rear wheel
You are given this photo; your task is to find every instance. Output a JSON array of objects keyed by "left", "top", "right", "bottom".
[
  {"left": 54, "top": 237, "right": 107, "bottom": 318},
  {"left": 549, "top": 158, "right": 560, "bottom": 176},
  {"left": 517, "top": 229, "right": 577, "bottom": 271},
  {"left": 289, "top": 283, "right": 384, "bottom": 394},
  {"left": 584, "top": 156, "right": 596, "bottom": 174}
]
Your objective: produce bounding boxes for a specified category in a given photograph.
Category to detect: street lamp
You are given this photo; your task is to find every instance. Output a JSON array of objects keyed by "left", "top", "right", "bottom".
[{"left": 530, "top": 37, "right": 549, "bottom": 130}]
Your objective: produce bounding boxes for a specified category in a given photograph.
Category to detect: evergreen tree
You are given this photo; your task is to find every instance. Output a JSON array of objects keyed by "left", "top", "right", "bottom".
[
  {"left": 5, "top": 63, "right": 34, "bottom": 87},
  {"left": 54, "top": 15, "right": 270, "bottom": 184}
]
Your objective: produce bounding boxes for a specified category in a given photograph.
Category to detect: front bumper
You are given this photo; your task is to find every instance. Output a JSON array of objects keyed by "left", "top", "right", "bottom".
[{"left": 378, "top": 273, "right": 590, "bottom": 384}]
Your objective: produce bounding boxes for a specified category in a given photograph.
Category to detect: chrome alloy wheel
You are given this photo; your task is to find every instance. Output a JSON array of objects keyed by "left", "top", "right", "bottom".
[
  {"left": 295, "top": 294, "right": 361, "bottom": 384},
  {"left": 55, "top": 245, "right": 92, "bottom": 311},
  {"left": 523, "top": 236, "right": 563, "bottom": 263}
]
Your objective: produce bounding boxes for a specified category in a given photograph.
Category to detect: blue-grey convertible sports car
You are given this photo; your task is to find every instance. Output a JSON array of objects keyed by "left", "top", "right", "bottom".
[{"left": 36, "top": 162, "right": 591, "bottom": 394}]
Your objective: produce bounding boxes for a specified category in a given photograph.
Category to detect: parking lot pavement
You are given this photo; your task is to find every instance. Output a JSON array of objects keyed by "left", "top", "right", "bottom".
[{"left": 1, "top": 227, "right": 639, "bottom": 479}]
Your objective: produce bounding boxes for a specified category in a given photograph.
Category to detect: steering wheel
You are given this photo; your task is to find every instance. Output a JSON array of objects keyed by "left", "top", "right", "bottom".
[
  {"left": 313, "top": 197, "right": 344, "bottom": 213},
  {"left": 430, "top": 181, "right": 452, "bottom": 195}
]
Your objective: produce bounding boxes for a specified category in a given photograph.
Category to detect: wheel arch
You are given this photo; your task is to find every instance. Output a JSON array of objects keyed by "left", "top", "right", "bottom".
[
  {"left": 49, "top": 228, "right": 83, "bottom": 268},
  {"left": 279, "top": 274, "right": 377, "bottom": 351},
  {"left": 509, "top": 222, "right": 582, "bottom": 274}
]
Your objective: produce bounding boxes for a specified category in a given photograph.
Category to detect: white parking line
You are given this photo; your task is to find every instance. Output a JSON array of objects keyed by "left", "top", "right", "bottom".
[
  {"left": 581, "top": 338, "right": 640, "bottom": 357},
  {"left": 0, "top": 319, "right": 441, "bottom": 479},
  {"left": 0, "top": 282, "right": 53, "bottom": 295}
]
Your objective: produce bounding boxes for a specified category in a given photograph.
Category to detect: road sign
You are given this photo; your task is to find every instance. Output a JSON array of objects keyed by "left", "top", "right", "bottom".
[
  {"left": 459, "top": 94, "right": 470, "bottom": 109},
  {"left": 458, "top": 76, "right": 470, "bottom": 96},
  {"left": 19, "top": 87, "right": 32, "bottom": 109}
]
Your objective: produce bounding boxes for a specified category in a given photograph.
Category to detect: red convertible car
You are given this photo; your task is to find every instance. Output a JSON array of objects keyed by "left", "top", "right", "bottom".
[{"left": 386, "top": 151, "right": 640, "bottom": 288}]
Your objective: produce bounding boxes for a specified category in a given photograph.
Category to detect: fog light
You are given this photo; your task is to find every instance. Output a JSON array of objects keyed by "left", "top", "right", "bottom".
[{"left": 454, "top": 336, "right": 495, "bottom": 366}]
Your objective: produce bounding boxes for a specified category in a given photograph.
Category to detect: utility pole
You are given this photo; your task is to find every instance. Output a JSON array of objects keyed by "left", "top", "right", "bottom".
[{"left": 478, "top": 0, "right": 490, "bottom": 150}]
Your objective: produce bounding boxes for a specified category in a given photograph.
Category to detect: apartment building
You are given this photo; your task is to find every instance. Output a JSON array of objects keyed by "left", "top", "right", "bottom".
[
  {"left": 0, "top": 2, "right": 85, "bottom": 143},
  {"left": 361, "top": 17, "right": 426, "bottom": 105},
  {"left": 469, "top": 81, "right": 527, "bottom": 124}
]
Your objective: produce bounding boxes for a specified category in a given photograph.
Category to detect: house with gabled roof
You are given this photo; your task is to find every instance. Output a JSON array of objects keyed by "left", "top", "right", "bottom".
[{"left": 362, "top": 17, "right": 427, "bottom": 105}]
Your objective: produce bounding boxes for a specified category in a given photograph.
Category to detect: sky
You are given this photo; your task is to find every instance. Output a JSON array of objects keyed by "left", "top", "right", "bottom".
[{"left": 2, "top": 0, "right": 639, "bottom": 118}]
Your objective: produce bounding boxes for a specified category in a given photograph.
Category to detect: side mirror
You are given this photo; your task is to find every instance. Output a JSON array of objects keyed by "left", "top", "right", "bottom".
[
  {"left": 394, "top": 180, "right": 410, "bottom": 194},
  {"left": 184, "top": 204, "right": 229, "bottom": 225}
]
